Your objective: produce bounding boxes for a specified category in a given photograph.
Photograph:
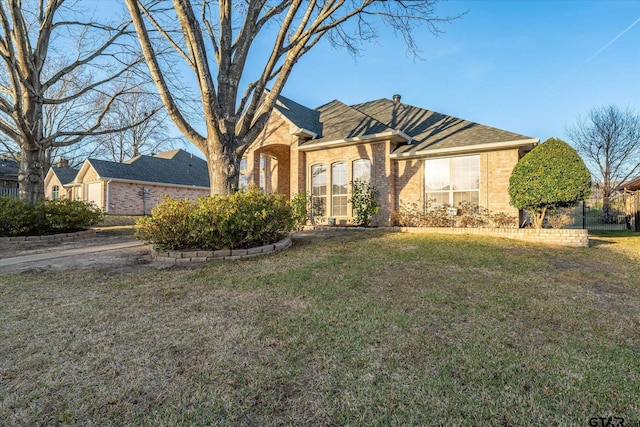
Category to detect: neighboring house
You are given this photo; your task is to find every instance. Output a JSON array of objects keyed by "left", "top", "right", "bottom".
[
  {"left": 44, "top": 149, "right": 210, "bottom": 215},
  {"left": 0, "top": 157, "right": 19, "bottom": 197},
  {"left": 618, "top": 177, "right": 640, "bottom": 231},
  {"left": 242, "top": 94, "right": 539, "bottom": 226},
  {"left": 44, "top": 159, "right": 78, "bottom": 200}
]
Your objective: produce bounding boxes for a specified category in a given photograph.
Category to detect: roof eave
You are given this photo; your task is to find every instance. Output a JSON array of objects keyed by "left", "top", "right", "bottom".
[
  {"left": 389, "top": 138, "right": 539, "bottom": 159},
  {"left": 298, "top": 130, "right": 411, "bottom": 152},
  {"left": 291, "top": 127, "right": 317, "bottom": 139}
]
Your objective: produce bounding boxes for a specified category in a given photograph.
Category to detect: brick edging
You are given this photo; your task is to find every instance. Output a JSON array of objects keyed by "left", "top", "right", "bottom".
[
  {"left": 302, "top": 225, "right": 589, "bottom": 247},
  {"left": 151, "top": 236, "right": 292, "bottom": 263},
  {"left": 0, "top": 229, "right": 97, "bottom": 245}
]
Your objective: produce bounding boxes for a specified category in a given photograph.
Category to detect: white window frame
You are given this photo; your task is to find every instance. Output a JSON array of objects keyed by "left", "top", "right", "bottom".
[{"left": 425, "top": 155, "right": 480, "bottom": 208}]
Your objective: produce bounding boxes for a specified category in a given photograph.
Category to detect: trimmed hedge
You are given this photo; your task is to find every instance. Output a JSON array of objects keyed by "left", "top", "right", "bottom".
[
  {"left": 0, "top": 197, "right": 103, "bottom": 237},
  {"left": 135, "top": 187, "right": 295, "bottom": 250}
]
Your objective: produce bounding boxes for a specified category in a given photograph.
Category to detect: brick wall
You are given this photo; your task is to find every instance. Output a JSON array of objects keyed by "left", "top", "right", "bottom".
[
  {"left": 107, "top": 182, "right": 209, "bottom": 215},
  {"left": 394, "top": 226, "right": 589, "bottom": 247}
]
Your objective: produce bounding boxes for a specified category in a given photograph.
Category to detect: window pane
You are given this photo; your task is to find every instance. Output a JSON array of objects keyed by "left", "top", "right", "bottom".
[
  {"left": 333, "top": 195, "right": 348, "bottom": 216},
  {"left": 312, "top": 164, "right": 326, "bottom": 196},
  {"left": 453, "top": 191, "right": 479, "bottom": 207},
  {"left": 239, "top": 174, "right": 248, "bottom": 190},
  {"left": 426, "top": 192, "right": 449, "bottom": 207},
  {"left": 425, "top": 158, "right": 450, "bottom": 191},
  {"left": 452, "top": 155, "right": 479, "bottom": 190},
  {"left": 332, "top": 162, "right": 347, "bottom": 195},
  {"left": 353, "top": 159, "right": 371, "bottom": 183},
  {"left": 240, "top": 158, "right": 247, "bottom": 170}
]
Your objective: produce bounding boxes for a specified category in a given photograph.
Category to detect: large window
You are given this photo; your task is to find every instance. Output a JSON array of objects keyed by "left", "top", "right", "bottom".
[
  {"left": 352, "top": 159, "right": 371, "bottom": 183},
  {"left": 51, "top": 185, "right": 60, "bottom": 200},
  {"left": 425, "top": 155, "right": 479, "bottom": 208},
  {"left": 332, "top": 162, "right": 348, "bottom": 216},
  {"left": 311, "top": 164, "right": 326, "bottom": 217}
]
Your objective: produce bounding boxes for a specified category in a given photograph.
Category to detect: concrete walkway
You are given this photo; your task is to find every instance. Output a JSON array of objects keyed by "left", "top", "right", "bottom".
[{"left": 0, "top": 240, "right": 146, "bottom": 268}]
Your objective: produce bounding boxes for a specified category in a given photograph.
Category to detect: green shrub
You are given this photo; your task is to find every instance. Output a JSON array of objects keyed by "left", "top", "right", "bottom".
[
  {"left": 135, "top": 187, "right": 294, "bottom": 250},
  {"left": 348, "top": 179, "right": 379, "bottom": 226},
  {"left": 0, "top": 197, "right": 103, "bottom": 236},
  {"left": 44, "top": 199, "right": 103, "bottom": 231},
  {"left": 0, "top": 197, "right": 43, "bottom": 236},
  {"left": 509, "top": 138, "right": 591, "bottom": 228},
  {"left": 289, "top": 191, "right": 311, "bottom": 231},
  {"left": 135, "top": 197, "right": 197, "bottom": 249}
]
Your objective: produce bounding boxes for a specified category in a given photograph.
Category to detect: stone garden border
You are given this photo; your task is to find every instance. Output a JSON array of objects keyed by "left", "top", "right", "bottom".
[
  {"left": 0, "top": 229, "right": 97, "bottom": 246},
  {"left": 151, "top": 236, "right": 292, "bottom": 263}
]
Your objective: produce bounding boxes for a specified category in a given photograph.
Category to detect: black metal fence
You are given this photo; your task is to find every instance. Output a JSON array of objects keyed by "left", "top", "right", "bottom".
[{"left": 574, "top": 194, "right": 639, "bottom": 232}]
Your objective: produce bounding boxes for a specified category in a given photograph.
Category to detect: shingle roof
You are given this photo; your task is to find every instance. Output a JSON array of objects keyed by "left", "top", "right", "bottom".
[
  {"left": 351, "top": 99, "right": 534, "bottom": 154},
  {"left": 0, "top": 158, "right": 19, "bottom": 179},
  {"left": 51, "top": 167, "right": 78, "bottom": 185},
  {"left": 282, "top": 96, "right": 534, "bottom": 152},
  {"left": 302, "top": 100, "right": 392, "bottom": 145},
  {"left": 274, "top": 95, "right": 322, "bottom": 136},
  {"left": 87, "top": 149, "right": 209, "bottom": 187}
]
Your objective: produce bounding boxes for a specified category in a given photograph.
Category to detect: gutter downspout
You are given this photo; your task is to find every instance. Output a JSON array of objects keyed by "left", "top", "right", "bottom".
[{"left": 105, "top": 179, "right": 112, "bottom": 213}]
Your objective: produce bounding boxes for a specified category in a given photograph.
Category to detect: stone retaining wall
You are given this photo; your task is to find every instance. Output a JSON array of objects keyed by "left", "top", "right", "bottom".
[
  {"left": 151, "top": 236, "right": 292, "bottom": 263},
  {"left": 0, "top": 229, "right": 97, "bottom": 245},
  {"left": 304, "top": 226, "right": 589, "bottom": 247}
]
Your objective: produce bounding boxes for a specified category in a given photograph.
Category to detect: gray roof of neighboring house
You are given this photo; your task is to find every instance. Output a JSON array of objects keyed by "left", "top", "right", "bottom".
[
  {"left": 51, "top": 167, "right": 78, "bottom": 185},
  {"left": 279, "top": 96, "right": 534, "bottom": 152},
  {"left": 274, "top": 95, "right": 323, "bottom": 136},
  {"left": 0, "top": 158, "right": 19, "bottom": 180},
  {"left": 87, "top": 149, "right": 209, "bottom": 187}
]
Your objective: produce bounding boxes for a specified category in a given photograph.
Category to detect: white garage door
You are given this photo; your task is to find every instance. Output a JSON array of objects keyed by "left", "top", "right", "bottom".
[{"left": 86, "top": 182, "right": 102, "bottom": 209}]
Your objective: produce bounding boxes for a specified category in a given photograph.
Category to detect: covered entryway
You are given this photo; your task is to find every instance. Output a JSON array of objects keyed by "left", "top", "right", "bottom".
[{"left": 254, "top": 144, "right": 291, "bottom": 199}]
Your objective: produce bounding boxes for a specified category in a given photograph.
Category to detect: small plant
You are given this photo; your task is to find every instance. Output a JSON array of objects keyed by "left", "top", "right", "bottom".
[
  {"left": 546, "top": 207, "right": 576, "bottom": 229},
  {"left": 289, "top": 191, "right": 311, "bottom": 230},
  {"left": 348, "top": 179, "right": 379, "bottom": 226}
]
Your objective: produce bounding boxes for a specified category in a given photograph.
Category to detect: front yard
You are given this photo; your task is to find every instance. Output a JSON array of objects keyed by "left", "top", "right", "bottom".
[{"left": 1, "top": 231, "right": 638, "bottom": 426}]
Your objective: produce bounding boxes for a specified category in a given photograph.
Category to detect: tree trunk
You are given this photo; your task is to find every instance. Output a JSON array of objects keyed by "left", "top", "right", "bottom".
[
  {"left": 206, "top": 135, "right": 241, "bottom": 195},
  {"left": 18, "top": 144, "right": 46, "bottom": 204}
]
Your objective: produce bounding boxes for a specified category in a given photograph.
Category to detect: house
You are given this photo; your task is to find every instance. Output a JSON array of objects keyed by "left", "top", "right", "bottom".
[
  {"left": 241, "top": 94, "right": 539, "bottom": 225},
  {"left": 0, "top": 157, "right": 19, "bottom": 198},
  {"left": 44, "top": 159, "right": 78, "bottom": 200},
  {"left": 44, "top": 149, "right": 210, "bottom": 215}
]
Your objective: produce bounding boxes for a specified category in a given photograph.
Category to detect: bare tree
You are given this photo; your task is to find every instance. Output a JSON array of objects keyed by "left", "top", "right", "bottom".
[
  {"left": 0, "top": 0, "right": 150, "bottom": 203},
  {"left": 124, "top": 0, "right": 460, "bottom": 195},
  {"left": 91, "top": 87, "right": 182, "bottom": 163},
  {"left": 567, "top": 105, "right": 640, "bottom": 217}
]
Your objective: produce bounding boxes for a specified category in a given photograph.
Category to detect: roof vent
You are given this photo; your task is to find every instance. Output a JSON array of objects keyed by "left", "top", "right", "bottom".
[{"left": 393, "top": 94, "right": 401, "bottom": 104}]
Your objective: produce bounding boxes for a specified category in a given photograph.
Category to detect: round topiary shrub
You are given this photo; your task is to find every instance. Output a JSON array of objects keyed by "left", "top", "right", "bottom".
[
  {"left": 508, "top": 137, "right": 591, "bottom": 228},
  {"left": 135, "top": 187, "right": 295, "bottom": 250}
]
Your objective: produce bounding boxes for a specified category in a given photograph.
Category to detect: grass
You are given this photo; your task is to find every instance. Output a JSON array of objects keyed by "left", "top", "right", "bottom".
[{"left": 1, "top": 231, "right": 639, "bottom": 426}]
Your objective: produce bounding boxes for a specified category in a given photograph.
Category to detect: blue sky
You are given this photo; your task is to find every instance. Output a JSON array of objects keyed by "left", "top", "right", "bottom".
[{"left": 276, "top": 0, "right": 640, "bottom": 144}]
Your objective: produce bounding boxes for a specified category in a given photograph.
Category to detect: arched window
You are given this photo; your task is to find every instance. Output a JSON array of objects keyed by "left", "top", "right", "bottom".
[
  {"left": 311, "top": 164, "right": 326, "bottom": 217},
  {"left": 352, "top": 159, "right": 371, "bottom": 183},
  {"left": 332, "top": 162, "right": 348, "bottom": 216}
]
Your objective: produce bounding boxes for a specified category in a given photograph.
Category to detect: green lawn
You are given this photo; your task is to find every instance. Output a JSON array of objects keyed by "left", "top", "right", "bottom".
[{"left": 1, "top": 231, "right": 639, "bottom": 426}]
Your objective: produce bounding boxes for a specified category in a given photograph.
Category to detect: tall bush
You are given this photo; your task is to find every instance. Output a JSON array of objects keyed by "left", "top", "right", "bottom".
[
  {"left": 136, "top": 187, "right": 294, "bottom": 250},
  {"left": 289, "top": 191, "right": 311, "bottom": 230},
  {"left": 348, "top": 179, "right": 379, "bottom": 226},
  {"left": 509, "top": 138, "right": 591, "bottom": 228}
]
